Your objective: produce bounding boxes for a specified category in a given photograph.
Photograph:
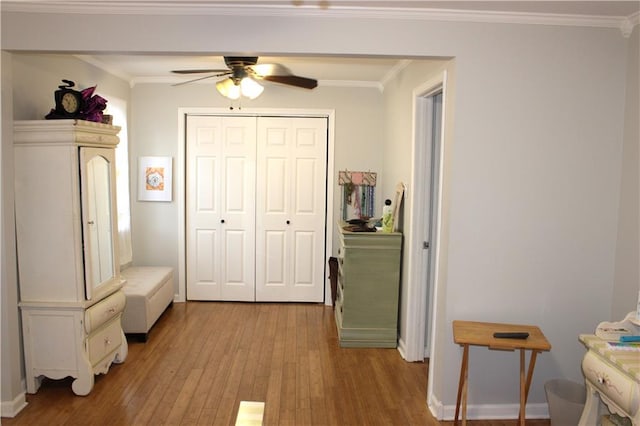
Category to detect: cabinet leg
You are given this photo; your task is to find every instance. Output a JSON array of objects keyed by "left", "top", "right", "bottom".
[
  {"left": 71, "top": 358, "right": 94, "bottom": 396},
  {"left": 25, "top": 375, "right": 42, "bottom": 394},
  {"left": 114, "top": 330, "right": 128, "bottom": 364},
  {"left": 578, "top": 382, "right": 599, "bottom": 426}
]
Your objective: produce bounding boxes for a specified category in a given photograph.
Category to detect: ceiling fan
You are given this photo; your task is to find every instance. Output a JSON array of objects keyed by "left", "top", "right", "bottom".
[{"left": 172, "top": 56, "right": 318, "bottom": 100}]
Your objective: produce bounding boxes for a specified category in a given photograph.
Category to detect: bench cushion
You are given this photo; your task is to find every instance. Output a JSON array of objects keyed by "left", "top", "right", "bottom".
[{"left": 121, "top": 266, "right": 174, "bottom": 334}]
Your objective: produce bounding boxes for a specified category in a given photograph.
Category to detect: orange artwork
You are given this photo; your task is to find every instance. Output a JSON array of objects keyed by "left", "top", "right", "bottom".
[{"left": 145, "top": 167, "right": 165, "bottom": 191}]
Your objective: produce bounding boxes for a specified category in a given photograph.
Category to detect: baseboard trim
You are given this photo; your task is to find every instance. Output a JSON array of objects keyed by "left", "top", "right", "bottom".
[
  {"left": 428, "top": 393, "right": 445, "bottom": 419},
  {"left": 427, "top": 394, "right": 549, "bottom": 421},
  {"left": 1, "top": 392, "right": 28, "bottom": 418},
  {"left": 441, "top": 402, "right": 550, "bottom": 421},
  {"left": 397, "top": 336, "right": 408, "bottom": 360}
]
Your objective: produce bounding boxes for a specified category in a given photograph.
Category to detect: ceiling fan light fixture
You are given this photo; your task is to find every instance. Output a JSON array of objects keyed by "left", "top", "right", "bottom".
[
  {"left": 240, "top": 77, "right": 264, "bottom": 99},
  {"left": 216, "top": 78, "right": 240, "bottom": 100}
]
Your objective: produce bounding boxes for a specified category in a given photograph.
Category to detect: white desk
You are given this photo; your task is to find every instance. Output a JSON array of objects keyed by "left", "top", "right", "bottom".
[{"left": 579, "top": 312, "right": 640, "bottom": 425}]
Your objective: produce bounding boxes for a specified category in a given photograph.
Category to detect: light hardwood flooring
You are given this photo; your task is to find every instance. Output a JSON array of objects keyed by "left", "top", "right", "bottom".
[{"left": 3, "top": 302, "right": 550, "bottom": 425}]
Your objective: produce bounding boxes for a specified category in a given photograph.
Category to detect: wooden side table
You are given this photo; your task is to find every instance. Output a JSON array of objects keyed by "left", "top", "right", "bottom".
[{"left": 452, "top": 320, "right": 552, "bottom": 425}]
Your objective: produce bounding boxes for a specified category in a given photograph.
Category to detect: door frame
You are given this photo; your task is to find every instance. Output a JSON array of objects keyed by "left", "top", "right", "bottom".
[
  {"left": 176, "top": 107, "right": 336, "bottom": 304},
  {"left": 404, "top": 70, "right": 447, "bottom": 362}
]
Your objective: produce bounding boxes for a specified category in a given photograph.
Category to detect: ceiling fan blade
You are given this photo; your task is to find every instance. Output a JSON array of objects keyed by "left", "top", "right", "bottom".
[
  {"left": 262, "top": 74, "right": 318, "bottom": 89},
  {"left": 172, "top": 69, "right": 229, "bottom": 74},
  {"left": 250, "top": 63, "right": 292, "bottom": 77},
  {"left": 172, "top": 74, "right": 221, "bottom": 86}
]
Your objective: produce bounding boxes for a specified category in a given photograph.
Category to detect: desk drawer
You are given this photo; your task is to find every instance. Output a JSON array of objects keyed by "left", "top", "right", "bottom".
[
  {"left": 582, "top": 351, "right": 640, "bottom": 415},
  {"left": 87, "top": 317, "right": 123, "bottom": 367},
  {"left": 85, "top": 291, "right": 126, "bottom": 334}
]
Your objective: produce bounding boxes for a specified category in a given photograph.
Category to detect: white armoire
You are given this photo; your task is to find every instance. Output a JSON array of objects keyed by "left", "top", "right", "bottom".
[{"left": 14, "top": 120, "right": 128, "bottom": 396}]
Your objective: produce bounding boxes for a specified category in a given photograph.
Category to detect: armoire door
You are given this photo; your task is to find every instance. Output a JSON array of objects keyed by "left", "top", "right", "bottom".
[
  {"left": 186, "top": 115, "right": 257, "bottom": 301},
  {"left": 79, "top": 147, "right": 118, "bottom": 300},
  {"left": 255, "top": 117, "right": 328, "bottom": 302}
]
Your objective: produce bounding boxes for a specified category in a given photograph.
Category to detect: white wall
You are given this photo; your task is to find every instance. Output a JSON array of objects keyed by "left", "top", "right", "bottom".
[
  {"left": 10, "top": 54, "right": 131, "bottom": 120},
  {"left": 1, "top": 51, "right": 27, "bottom": 417},
  {"left": 611, "top": 26, "right": 640, "bottom": 319},
  {"left": 376, "top": 22, "right": 630, "bottom": 414},
  {"left": 2, "top": 8, "right": 637, "bottom": 420}
]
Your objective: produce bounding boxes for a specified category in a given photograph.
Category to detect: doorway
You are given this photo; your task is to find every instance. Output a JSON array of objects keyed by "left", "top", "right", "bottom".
[{"left": 404, "top": 71, "right": 448, "bottom": 401}]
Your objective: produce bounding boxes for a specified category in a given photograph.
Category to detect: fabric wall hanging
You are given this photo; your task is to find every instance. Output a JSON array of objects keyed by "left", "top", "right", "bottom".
[{"left": 338, "top": 170, "right": 377, "bottom": 220}]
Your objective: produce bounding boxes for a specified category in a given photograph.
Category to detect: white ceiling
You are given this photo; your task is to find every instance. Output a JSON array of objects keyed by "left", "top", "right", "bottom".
[{"left": 12, "top": 1, "right": 638, "bottom": 88}]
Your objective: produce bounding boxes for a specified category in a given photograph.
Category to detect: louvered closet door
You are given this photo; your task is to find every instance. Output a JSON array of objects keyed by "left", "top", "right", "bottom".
[
  {"left": 186, "top": 115, "right": 256, "bottom": 301},
  {"left": 255, "top": 117, "right": 328, "bottom": 302}
]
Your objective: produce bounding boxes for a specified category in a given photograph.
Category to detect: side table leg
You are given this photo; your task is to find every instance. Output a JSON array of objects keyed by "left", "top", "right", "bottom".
[
  {"left": 519, "top": 349, "right": 526, "bottom": 426},
  {"left": 455, "top": 344, "right": 469, "bottom": 425},
  {"left": 517, "top": 350, "right": 539, "bottom": 425}
]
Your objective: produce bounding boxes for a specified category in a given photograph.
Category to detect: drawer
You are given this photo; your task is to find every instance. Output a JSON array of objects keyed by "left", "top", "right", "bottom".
[
  {"left": 582, "top": 351, "right": 640, "bottom": 415},
  {"left": 85, "top": 291, "right": 126, "bottom": 334},
  {"left": 87, "top": 316, "right": 123, "bottom": 367},
  {"left": 336, "top": 283, "right": 344, "bottom": 306}
]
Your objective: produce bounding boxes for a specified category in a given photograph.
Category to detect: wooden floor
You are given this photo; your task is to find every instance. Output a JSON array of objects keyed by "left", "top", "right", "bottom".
[{"left": 3, "top": 302, "right": 550, "bottom": 425}]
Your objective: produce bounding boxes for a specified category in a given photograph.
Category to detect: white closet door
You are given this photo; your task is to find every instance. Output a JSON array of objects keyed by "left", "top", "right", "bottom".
[
  {"left": 186, "top": 115, "right": 256, "bottom": 301},
  {"left": 255, "top": 117, "right": 328, "bottom": 302}
]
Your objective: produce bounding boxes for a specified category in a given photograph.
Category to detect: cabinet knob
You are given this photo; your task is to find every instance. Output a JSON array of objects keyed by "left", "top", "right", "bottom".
[
  {"left": 286, "top": 220, "right": 290, "bottom": 225},
  {"left": 221, "top": 219, "right": 225, "bottom": 224}
]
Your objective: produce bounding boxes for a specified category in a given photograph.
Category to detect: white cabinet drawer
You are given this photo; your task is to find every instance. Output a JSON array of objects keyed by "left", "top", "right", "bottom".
[
  {"left": 87, "top": 317, "right": 123, "bottom": 367},
  {"left": 582, "top": 351, "right": 640, "bottom": 415},
  {"left": 84, "top": 291, "right": 126, "bottom": 334}
]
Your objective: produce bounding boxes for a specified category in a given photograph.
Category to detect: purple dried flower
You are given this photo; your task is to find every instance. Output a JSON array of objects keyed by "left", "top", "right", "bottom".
[{"left": 79, "top": 85, "right": 108, "bottom": 123}]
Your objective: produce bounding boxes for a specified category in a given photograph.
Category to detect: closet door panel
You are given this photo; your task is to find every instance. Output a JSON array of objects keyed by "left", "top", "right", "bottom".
[
  {"left": 263, "top": 230, "right": 287, "bottom": 295},
  {"left": 187, "top": 115, "right": 256, "bottom": 301},
  {"left": 293, "top": 231, "right": 315, "bottom": 285},
  {"left": 256, "top": 117, "right": 327, "bottom": 302},
  {"left": 191, "top": 229, "right": 218, "bottom": 300},
  {"left": 195, "top": 157, "right": 217, "bottom": 212}
]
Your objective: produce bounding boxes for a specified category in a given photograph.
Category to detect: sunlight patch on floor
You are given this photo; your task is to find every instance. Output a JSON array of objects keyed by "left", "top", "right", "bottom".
[{"left": 235, "top": 401, "right": 265, "bottom": 426}]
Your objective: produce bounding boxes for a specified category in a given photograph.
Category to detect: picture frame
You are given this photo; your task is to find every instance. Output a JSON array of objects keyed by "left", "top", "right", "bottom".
[
  {"left": 138, "top": 156, "right": 172, "bottom": 202},
  {"left": 392, "top": 182, "right": 405, "bottom": 232}
]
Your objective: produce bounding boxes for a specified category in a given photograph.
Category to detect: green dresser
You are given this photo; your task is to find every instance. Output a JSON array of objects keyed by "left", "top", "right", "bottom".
[{"left": 335, "top": 224, "right": 402, "bottom": 348}]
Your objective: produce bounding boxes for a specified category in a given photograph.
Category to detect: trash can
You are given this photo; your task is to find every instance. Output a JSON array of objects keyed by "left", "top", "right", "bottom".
[{"left": 544, "top": 379, "right": 586, "bottom": 426}]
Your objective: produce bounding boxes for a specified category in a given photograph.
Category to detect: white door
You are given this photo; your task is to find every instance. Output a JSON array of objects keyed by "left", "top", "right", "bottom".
[
  {"left": 255, "top": 117, "right": 328, "bottom": 302},
  {"left": 186, "top": 115, "right": 257, "bottom": 301}
]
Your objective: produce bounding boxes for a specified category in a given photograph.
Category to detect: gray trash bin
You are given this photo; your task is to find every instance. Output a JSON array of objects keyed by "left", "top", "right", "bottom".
[{"left": 545, "top": 379, "right": 586, "bottom": 426}]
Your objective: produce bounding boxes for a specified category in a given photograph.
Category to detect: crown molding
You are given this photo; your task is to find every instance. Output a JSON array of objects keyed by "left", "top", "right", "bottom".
[
  {"left": 380, "top": 60, "right": 412, "bottom": 91},
  {"left": 2, "top": 2, "right": 638, "bottom": 35},
  {"left": 621, "top": 11, "right": 640, "bottom": 37}
]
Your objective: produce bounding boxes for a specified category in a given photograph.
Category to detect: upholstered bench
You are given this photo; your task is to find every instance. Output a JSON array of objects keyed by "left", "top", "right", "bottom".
[{"left": 120, "top": 266, "right": 174, "bottom": 341}]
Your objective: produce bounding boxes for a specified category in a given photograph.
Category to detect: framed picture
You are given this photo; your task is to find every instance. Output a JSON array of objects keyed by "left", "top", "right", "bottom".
[
  {"left": 138, "top": 156, "right": 172, "bottom": 202},
  {"left": 392, "top": 182, "right": 405, "bottom": 232}
]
